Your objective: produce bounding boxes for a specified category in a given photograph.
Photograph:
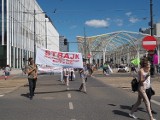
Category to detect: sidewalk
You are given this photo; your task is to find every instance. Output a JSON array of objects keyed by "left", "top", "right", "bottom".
[
  {"left": 0, "top": 69, "right": 28, "bottom": 95},
  {"left": 92, "top": 69, "right": 160, "bottom": 96}
]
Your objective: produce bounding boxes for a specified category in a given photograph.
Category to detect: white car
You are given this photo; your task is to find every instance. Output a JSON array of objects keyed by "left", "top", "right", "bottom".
[{"left": 117, "top": 65, "right": 129, "bottom": 72}]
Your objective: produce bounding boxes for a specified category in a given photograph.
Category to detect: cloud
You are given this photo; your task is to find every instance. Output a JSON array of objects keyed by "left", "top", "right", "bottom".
[
  {"left": 106, "top": 18, "right": 111, "bottom": 21},
  {"left": 125, "top": 12, "right": 139, "bottom": 24},
  {"left": 129, "top": 17, "right": 139, "bottom": 23},
  {"left": 115, "top": 19, "right": 123, "bottom": 26},
  {"left": 85, "top": 19, "right": 109, "bottom": 28},
  {"left": 125, "top": 12, "right": 132, "bottom": 17}
]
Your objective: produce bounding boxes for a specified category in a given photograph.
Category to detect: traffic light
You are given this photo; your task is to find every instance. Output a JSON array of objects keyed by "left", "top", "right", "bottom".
[{"left": 64, "top": 39, "right": 68, "bottom": 45}]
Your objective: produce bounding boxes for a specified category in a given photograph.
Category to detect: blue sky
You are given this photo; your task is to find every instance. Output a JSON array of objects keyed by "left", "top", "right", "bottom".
[{"left": 36, "top": 0, "right": 160, "bottom": 52}]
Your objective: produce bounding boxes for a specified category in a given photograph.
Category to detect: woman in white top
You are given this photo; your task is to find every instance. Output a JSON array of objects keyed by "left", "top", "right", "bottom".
[{"left": 129, "top": 59, "right": 156, "bottom": 120}]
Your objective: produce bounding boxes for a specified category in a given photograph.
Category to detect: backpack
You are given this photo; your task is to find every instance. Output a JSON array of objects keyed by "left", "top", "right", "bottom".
[{"left": 131, "top": 77, "right": 139, "bottom": 92}]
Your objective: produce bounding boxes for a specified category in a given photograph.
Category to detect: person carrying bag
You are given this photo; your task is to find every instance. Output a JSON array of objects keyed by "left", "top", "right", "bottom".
[{"left": 129, "top": 59, "right": 156, "bottom": 120}]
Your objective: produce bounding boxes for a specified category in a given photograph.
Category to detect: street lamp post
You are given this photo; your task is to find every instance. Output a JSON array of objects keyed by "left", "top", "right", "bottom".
[
  {"left": 149, "top": 0, "right": 155, "bottom": 77},
  {"left": 24, "top": 10, "right": 46, "bottom": 61},
  {"left": 45, "top": 15, "right": 48, "bottom": 49},
  {"left": 150, "top": 0, "right": 153, "bottom": 36},
  {"left": 84, "top": 27, "right": 87, "bottom": 60},
  {"left": 33, "top": 9, "right": 36, "bottom": 60},
  {"left": 23, "top": 10, "right": 36, "bottom": 61}
]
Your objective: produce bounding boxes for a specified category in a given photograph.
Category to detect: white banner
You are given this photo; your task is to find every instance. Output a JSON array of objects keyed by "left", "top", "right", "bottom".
[
  {"left": 38, "top": 65, "right": 62, "bottom": 73},
  {"left": 36, "top": 48, "right": 83, "bottom": 68}
]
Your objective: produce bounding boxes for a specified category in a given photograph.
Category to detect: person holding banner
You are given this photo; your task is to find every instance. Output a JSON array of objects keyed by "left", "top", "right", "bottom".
[
  {"left": 63, "top": 68, "right": 70, "bottom": 86},
  {"left": 26, "top": 57, "right": 38, "bottom": 100},
  {"left": 69, "top": 68, "right": 75, "bottom": 81},
  {"left": 79, "top": 62, "right": 88, "bottom": 93}
]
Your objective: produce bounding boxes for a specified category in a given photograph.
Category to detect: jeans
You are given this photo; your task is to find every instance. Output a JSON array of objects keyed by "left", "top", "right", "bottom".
[
  {"left": 79, "top": 77, "right": 86, "bottom": 92},
  {"left": 28, "top": 78, "right": 37, "bottom": 97},
  {"left": 70, "top": 71, "right": 73, "bottom": 81}
]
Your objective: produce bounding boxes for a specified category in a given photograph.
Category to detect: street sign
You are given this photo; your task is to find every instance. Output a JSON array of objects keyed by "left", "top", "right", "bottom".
[{"left": 142, "top": 36, "right": 157, "bottom": 50}]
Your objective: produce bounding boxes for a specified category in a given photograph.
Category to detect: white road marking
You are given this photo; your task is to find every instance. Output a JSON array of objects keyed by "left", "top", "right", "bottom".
[
  {"left": 0, "top": 95, "right": 4, "bottom": 97},
  {"left": 71, "top": 119, "right": 76, "bottom": 120},
  {"left": 151, "top": 99, "right": 160, "bottom": 106},
  {"left": 143, "top": 41, "right": 156, "bottom": 45},
  {"left": 69, "top": 102, "right": 74, "bottom": 110},
  {"left": 68, "top": 93, "right": 71, "bottom": 98}
]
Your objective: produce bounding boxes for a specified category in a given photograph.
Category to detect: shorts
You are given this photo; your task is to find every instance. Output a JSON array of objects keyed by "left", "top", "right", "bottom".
[{"left": 5, "top": 72, "right": 10, "bottom": 76}]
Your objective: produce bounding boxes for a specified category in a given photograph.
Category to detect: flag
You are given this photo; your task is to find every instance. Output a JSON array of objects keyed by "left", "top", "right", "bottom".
[{"left": 131, "top": 58, "right": 140, "bottom": 66}]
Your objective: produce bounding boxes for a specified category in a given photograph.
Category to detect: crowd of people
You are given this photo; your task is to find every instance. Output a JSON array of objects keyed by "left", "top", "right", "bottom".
[
  {"left": 62, "top": 62, "right": 94, "bottom": 93},
  {"left": 1, "top": 55, "right": 158, "bottom": 119}
]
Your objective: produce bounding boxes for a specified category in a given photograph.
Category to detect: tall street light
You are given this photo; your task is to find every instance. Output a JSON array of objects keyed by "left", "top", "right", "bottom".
[
  {"left": 23, "top": 10, "right": 36, "bottom": 60},
  {"left": 24, "top": 10, "right": 45, "bottom": 60},
  {"left": 149, "top": 0, "right": 155, "bottom": 77},
  {"left": 33, "top": 9, "right": 36, "bottom": 60},
  {"left": 150, "top": 0, "right": 154, "bottom": 36},
  {"left": 45, "top": 15, "right": 48, "bottom": 49},
  {"left": 84, "top": 26, "right": 87, "bottom": 60}
]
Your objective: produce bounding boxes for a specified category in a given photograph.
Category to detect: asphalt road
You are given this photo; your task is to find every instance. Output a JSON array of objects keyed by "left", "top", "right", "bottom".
[{"left": 0, "top": 73, "right": 159, "bottom": 120}]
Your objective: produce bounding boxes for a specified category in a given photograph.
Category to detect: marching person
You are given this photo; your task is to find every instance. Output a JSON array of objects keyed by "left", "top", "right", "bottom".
[
  {"left": 103, "top": 61, "right": 110, "bottom": 76},
  {"left": 129, "top": 59, "right": 156, "bottom": 120},
  {"left": 26, "top": 57, "right": 38, "bottom": 100},
  {"left": 69, "top": 68, "right": 75, "bottom": 81},
  {"left": 130, "top": 64, "right": 137, "bottom": 77},
  {"left": 79, "top": 62, "right": 88, "bottom": 93},
  {"left": 63, "top": 67, "right": 70, "bottom": 86}
]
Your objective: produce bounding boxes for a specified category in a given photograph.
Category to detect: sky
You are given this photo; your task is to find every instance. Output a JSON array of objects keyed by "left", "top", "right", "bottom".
[{"left": 36, "top": 0, "right": 160, "bottom": 52}]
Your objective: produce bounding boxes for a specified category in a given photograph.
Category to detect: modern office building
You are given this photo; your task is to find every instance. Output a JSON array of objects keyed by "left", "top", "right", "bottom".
[{"left": 0, "top": 0, "right": 59, "bottom": 68}]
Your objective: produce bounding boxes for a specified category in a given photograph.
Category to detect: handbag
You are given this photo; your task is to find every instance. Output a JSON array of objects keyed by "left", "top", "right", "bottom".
[
  {"left": 131, "top": 77, "right": 139, "bottom": 92},
  {"left": 146, "top": 87, "right": 155, "bottom": 99},
  {"left": 150, "top": 87, "right": 155, "bottom": 95}
]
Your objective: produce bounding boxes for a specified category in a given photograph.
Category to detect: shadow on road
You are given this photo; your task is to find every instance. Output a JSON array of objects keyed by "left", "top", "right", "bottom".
[
  {"left": 21, "top": 93, "right": 30, "bottom": 98},
  {"left": 112, "top": 110, "right": 131, "bottom": 118},
  {"left": 94, "top": 72, "right": 132, "bottom": 78},
  {"left": 36, "top": 83, "right": 65, "bottom": 87},
  {"left": 34, "top": 89, "right": 81, "bottom": 94},
  {"left": 112, "top": 110, "right": 145, "bottom": 120},
  {"left": 108, "top": 103, "right": 117, "bottom": 106},
  {"left": 120, "top": 105, "right": 146, "bottom": 113}
]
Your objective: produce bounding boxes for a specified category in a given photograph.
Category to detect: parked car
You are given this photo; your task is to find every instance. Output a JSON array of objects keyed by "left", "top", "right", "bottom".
[{"left": 117, "top": 65, "right": 129, "bottom": 72}]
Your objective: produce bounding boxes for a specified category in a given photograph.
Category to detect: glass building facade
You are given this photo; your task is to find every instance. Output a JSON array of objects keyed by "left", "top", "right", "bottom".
[
  {"left": 0, "top": 0, "right": 7, "bottom": 67},
  {"left": 0, "top": 0, "right": 59, "bottom": 68}
]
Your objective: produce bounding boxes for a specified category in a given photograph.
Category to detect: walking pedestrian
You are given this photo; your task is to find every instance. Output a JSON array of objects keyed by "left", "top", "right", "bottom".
[
  {"left": 130, "top": 64, "right": 137, "bottom": 77},
  {"left": 129, "top": 59, "right": 156, "bottom": 120},
  {"left": 26, "top": 57, "right": 38, "bottom": 100},
  {"left": 103, "top": 61, "right": 110, "bottom": 76},
  {"left": 69, "top": 68, "right": 75, "bottom": 81},
  {"left": 4, "top": 65, "right": 11, "bottom": 80},
  {"left": 79, "top": 62, "right": 88, "bottom": 93},
  {"left": 63, "top": 68, "right": 69, "bottom": 86}
]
